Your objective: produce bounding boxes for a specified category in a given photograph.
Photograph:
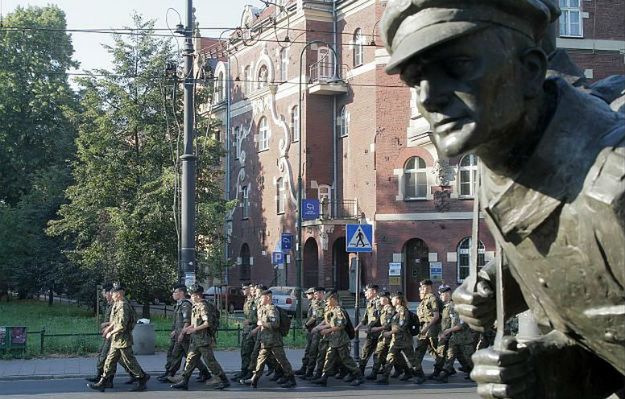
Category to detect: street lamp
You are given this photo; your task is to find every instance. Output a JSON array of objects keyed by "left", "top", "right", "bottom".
[{"left": 296, "top": 40, "right": 342, "bottom": 326}]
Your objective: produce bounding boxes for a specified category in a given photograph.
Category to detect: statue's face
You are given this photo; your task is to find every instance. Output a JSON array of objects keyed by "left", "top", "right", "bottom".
[{"left": 400, "top": 28, "right": 526, "bottom": 158}]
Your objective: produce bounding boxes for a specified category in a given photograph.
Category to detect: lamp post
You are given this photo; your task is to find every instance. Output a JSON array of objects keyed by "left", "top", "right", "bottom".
[{"left": 296, "top": 40, "right": 342, "bottom": 326}]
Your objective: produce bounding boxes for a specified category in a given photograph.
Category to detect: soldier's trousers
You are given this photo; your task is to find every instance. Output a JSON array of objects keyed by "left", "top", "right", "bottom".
[
  {"left": 240, "top": 329, "right": 255, "bottom": 372},
  {"left": 414, "top": 336, "right": 444, "bottom": 372},
  {"left": 102, "top": 346, "right": 146, "bottom": 379},
  {"left": 254, "top": 345, "right": 293, "bottom": 377},
  {"left": 300, "top": 330, "right": 312, "bottom": 367},
  {"left": 371, "top": 337, "right": 391, "bottom": 373},
  {"left": 359, "top": 334, "right": 380, "bottom": 369},
  {"left": 164, "top": 337, "right": 209, "bottom": 376},
  {"left": 248, "top": 334, "right": 279, "bottom": 374},
  {"left": 97, "top": 338, "right": 133, "bottom": 376},
  {"left": 181, "top": 344, "right": 225, "bottom": 379},
  {"left": 383, "top": 343, "right": 418, "bottom": 376},
  {"left": 322, "top": 344, "right": 360, "bottom": 376},
  {"left": 315, "top": 338, "right": 329, "bottom": 374},
  {"left": 443, "top": 340, "right": 474, "bottom": 373},
  {"left": 305, "top": 331, "right": 322, "bottom": 373}
]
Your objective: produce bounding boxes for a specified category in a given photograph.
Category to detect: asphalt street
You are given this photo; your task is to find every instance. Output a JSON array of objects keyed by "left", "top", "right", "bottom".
[{"left": 0, "top": 377, "right": 479, "bottom": 399}]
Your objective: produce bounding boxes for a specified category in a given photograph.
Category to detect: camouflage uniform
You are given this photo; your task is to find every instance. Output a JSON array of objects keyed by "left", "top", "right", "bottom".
[
  {"left": 414, "top": 293, "right": 444, "bottom": 373},
  {"left": 179, "top": 300, "right": 226, "bottom": 380},
  {"left": 101, "top": 299, "right": 146, "bottom": 380},
  {"left": 382, "top": 305, "right": 418, "bottom": 376},
  {"left": 252, "top": 303, "right": 294, "bottom": 377},
  {"left": 300, "top": 298, "right": 316, "bottom": 370},
  {"left": 441, "top": 301, "right": 474, "bottom": 373},
  {"left": 359, "top": 297, "right": 382, "bottom": 371},
  {"left": 305, "top": 299, "right": 326, "bottom": 374},
  {"left": 239, "top": 295, "right": 257, "bottom": 375},
  {"left": 370, "top": 302, "right": 395, "bottom": 375},
  {"left": 247, "top": 297, "right": 280, "bottom": 376},
  {"left": 321, "top": 305, "right": 360, "bottom": 377},
  {"left": 164, "top": 298, "right": 209, "bottom": 377}
]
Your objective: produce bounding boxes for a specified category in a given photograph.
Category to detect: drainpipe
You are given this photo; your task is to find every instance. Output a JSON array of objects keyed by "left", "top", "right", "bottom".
[
  {"left": 224, "top": 57, "right": 232, "bottom": 285},
  {"left": 332, "top": 0, "right": 338, "bottom": 217}
]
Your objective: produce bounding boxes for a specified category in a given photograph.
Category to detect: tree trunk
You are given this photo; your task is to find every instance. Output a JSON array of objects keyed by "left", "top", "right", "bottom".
[
  {"left": 48, "top": 288, "right": 53, "bottom": 306},
  {"left": 142, "top": 302, "right": 151, "bottom": 319}
]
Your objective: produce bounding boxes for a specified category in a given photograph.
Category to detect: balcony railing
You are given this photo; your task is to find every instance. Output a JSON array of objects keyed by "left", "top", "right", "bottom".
[
  {"left": 320, "top": 199, "right": 359, "bottom": 220},
  {"left": 309, "top": 61, "right": 348, "bottom": 84}
]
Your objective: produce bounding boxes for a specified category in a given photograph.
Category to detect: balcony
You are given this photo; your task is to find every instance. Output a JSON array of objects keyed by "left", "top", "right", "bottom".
[{"left": 308, "top": 61, "right": 348, "bottom": 96}]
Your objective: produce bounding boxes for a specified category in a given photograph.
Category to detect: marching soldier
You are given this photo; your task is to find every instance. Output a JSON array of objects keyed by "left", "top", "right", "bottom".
[
  {"left": 295, "top": 287, "right": 317, "bottom": 376},
  {"left": 171, "top": 284, "right": 229, "bottom": 390},
  {"left": 355, "top": 283, "right": 382, "bottom": 376},
  {"left": 376, "top": 292, "right": 418, "bottom": 385},
  {"left": 312, "top": 290, "right": 363, "bottom": 387},
  {"left": 367, "top": 291, "right": 394, "bottom": 380},
  {"left": 436, "top": 285, "right": 474, "bottom": 383},
  {"left": 301, "top": 287, "right": 326, "bottom": 379},
  {"left": 249, "top": 290, "right": 296, "bottom": 388},
  {"left": 87, "top": 283, "right": 150, "bottom": 392},
  {"left": 233, "top": 283, "right": 256, "bottom": 381},
  {"left": 157, "top": 284, "right": 210, "bottom": 383},
  {"left": 414, "top": 279, "right": 444, "bottom": 382}
]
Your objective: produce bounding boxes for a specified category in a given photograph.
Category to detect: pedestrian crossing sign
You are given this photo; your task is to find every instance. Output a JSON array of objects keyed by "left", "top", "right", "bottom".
[{"left": 346, "top": 224, "right": 373, "bottom": 252}]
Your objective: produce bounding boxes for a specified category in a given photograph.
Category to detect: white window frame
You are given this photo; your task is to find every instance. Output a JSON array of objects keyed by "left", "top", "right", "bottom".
[
  {"left": 457, "top": 237, "right": 485, "bottom": 283},
  {"left": 404, "top": 156, "right": 428, "bottom": 200},
  {"left": 559, "top": 0, "right": 583, "bottom": 37},
  {"left": 276, "top": 177, "right": 286, "bottom": 214},
  {"left": 337, "top": 106, "right": 349, "bottom": 138},
  {"left": 258, "top": 116, "right": 269, "bottom": 151},
  {"left": 353, "top": 28, "right": 364, "bottom": 67},
  {"left": 241, "top": 186, "right": 249, "bottom": 219},
  {"left": 458, "top": 154, "right": 478, "bottom": 198},
  {"left": 291, "top": 105, "right": 299, "bottom": 142},
  {"left": 280, "top": 48, "right": 288, "bottom": 82},
  {"left": 215, "top": 71, "right": 224, "bottom": 103},
  {"left": 258, "top": 65, "right": 269, "bottom": 89}
]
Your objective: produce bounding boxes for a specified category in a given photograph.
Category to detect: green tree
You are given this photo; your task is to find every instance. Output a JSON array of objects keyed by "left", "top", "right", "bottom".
[
  {"left": 0, "top": 6, "right": 78, "bottom": 299},
  {"left": 48, "top": 14, "right": 229, "bottom": 317}
]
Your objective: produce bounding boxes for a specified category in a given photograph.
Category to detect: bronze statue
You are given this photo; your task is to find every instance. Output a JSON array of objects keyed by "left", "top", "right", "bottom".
[{"left": 381, "top": 1, "right": 625, "bottom": 398}]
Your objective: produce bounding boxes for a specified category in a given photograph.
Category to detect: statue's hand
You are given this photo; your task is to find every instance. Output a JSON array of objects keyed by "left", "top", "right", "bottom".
[
  {"left": 471, "top": 337, "right": 535, "bottom": 399},
  {"left": 452, "top": 276, "right": 496, "bottom": 332}
]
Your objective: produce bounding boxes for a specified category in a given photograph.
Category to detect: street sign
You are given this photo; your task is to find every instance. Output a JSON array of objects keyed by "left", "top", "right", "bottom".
[
  {"left": 430, "top": 262, "right": 443, "bottom": 281},
  {"left": 272, "top": 251, "right": 284, "bottom": 265},
  {"left": 388, "top": 262, "right": 401, "bottom": 276},
  {"left": 281, "top": 233, "right": 293, "bottom": 250},
  {"left": 302, "top": 199, "right": 320, "bottom": 220},
  {"left": 346, "top": 224, "right": 373, "bottom": 252}
]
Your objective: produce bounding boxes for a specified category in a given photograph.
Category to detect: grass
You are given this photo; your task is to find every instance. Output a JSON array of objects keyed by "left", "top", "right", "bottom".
[{"left": 0, "top": 300, "right": 306, "bottom": 358}]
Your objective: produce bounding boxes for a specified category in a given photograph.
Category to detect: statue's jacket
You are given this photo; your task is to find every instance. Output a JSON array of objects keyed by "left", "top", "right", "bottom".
[{"left": 479, "top": 77, "right": 625, "bottom": 374}]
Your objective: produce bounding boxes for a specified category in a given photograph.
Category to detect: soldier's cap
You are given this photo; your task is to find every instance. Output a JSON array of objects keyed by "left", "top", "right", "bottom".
[
  {"left": 102, "top": 283, "right": 113, "bottom": 291},
  {"left": 438, "top": 284, "right": 452, "bottom": 293},
  {"left": 260, "top": 289, "right": 272, "bottom": 296},
  {"left": 378, "top": 291, "right": 391, "bottom": 299},
  {"left": 324, "top": 290, "right": 338, "bottom": 301},
  {"left": 365, "top": 283, "right": 379, "bottom": 291},
  {"left": 305, "top": 287, "right": 315, "bottom": 295},
  {"left": 257, "top": 284, "right": 268, "bottom": 291},
  {"left": 189, "top": 284, "right": 204, "bottom": 295},
  {"left": 111, "top": 282, "right": 125, "bottom": 292},
  {"left": 391, "top": 291, "right": 405, "bottom": 299},
  {"left": 314, "top": 286, "right": 326, "bottom": 293},
  {"left": 420, "top": 279, "right": 433, "bottom": 287},
  {"left": 381, "top": 0, "right": 560, "bottom": 74}
]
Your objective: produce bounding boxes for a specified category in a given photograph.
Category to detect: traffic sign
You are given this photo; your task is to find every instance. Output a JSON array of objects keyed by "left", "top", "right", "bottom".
[
  {"left": 272, "top": 251, "right": 284, "bottom": 265},
  {"left": 346, "top": 224, "right": 373, "bottom": 252},
  {"left": 430, "top": 262, "right": 443, "bottom": 281},
  {"left": 281, "top": 233, "right": 293, "bottom": 250},
  {"left": 302, "top": 199, "right": 320, "bottom": 220}
]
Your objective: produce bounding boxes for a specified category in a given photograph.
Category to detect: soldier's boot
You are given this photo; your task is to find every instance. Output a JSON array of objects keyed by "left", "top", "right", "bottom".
[
  {"left": 250, "top": 373, "right": 261, "bottom": 389},
  {"left": 130, "top": 373, "right": 150, "bottom": 392},
  {"left": 437, "top": 370, "right": 450, "bottom": 383},
  {"left": 390, "top": 367, "right": 403, "bottom": 378},
  {"left": 449, "top": 368, "right": 457, "bottom": 376},
  {"left": 294, "top": 365, "right": 307, "bottom": 376},
  {"left": 413, "top": 370, "right": 426, "bottom": 385},
  {"left": 212, "top": 374, "right": 231, "bottom": 390},
  {"left": 124, "top": 375, "right": 138, "bottom": 384},
  {"left": 232, "top": 367, "right": 247, "bottom": 381},
  {"left": 85, "top": 369, "right": 103, "bottom": 383},
  {"left": 366, "top": 364, "right": 379, "bottom": 380},
  {"left": 270, "top": 369, "right": 284, "bottom": 381},
  {"left": 336, "top": 368, "right": 348, "bottom": 380},
  {"left": 87, "top": 376, "right": 109, "bottom": 392},
  {"left": 280, "top": 375, "right": 297, "bottom": 388},
  {"left": 346, "top": 372, "right": 363, "bottom": 386},
  {"left": 375, "top": 374, "right": 390, "bottom": 385},
  {"left": 157, "top": 371, "right": 171, "bottom": 383},
  {"left": 171, "top": 375, "right": 190, "bottom": 390},
  {"left": 196, "top": 370, "right": 211, "bottom": 382},
  {"left": 427, "top": 367, "right": 441, "bottom": 380},
  {"left": 400, "top": 369, "right": 414, "bottom": 381},
  {"left": 311, "top": 373, "right": 328, "bottom": 387}
]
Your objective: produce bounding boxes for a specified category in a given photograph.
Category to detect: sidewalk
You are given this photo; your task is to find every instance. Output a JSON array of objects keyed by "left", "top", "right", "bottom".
[{"left": 0, "top": 349, "right": 304, "bottom": 381}]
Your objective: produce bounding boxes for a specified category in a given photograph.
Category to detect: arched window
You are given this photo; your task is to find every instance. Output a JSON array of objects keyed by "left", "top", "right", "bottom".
[
  {"left": 280, "top": 48, "right": 288, "bottom": 82},
  {"left": 404, "top": 156, "right": 427, "bottom": 199},
  {"left": 215, "top": 71, "right": 224, "bottom": 103},
  {"left": 240, "top": 243, "right": 251, "bottom": 281},
  {"left": 353, "top": 28, "right": 363, "bottom": 67},
  {"left": 457, "top": 237, "right": 485, "bottom": 282},
  {"left": 244, "top": 65, "right": 252, "bottom": 94},
  {"left": 290, "top": 105, "right": 299, "bottom": 142},
  {"left": 458, "top": 154, "right": 478, "bottom": 197},
  {"left": 276, "top": 177, "right": 286, "bottom": 214},
  {"left": 337, "top": 106, "right": 349, "bottom": 137},
  {"left": 258, "top": 65, "right": 268, "bottom": 89},
  {"left": 258, "top": 116, "right": 269, "bottom": 150}
]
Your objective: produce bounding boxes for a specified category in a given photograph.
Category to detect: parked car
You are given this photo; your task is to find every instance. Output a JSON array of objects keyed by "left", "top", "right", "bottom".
[
  {"left": 268, "top": 286, "right": 309, "bottom": 316},
  {"left": 203, "top": 285, "right": 245, "bottom": 313}
]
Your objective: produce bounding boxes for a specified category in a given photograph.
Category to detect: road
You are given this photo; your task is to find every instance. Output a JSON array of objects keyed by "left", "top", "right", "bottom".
[{"left": 0, "top": 376, "right": 479, "bottom": 398}]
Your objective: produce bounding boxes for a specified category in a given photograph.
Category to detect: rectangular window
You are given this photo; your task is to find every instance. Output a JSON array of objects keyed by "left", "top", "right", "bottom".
[
  {"left": 559, "top": 0, "right": 583, "bottom": 37},
  {"left": 291, "top": 107, "right": 299, "bottom": 142},
  {"left": 280, "top": 49, "right": 288, "bottom": 82},
  {"left": 242, "top": 186, "right": 249, "bottom": 219},
  {"left": 406, "top": 171, "right": 427, "bottom": 199}
]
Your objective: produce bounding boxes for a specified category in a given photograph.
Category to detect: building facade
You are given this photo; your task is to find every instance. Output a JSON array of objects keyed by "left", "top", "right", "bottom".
[{"left": 201, "top": 0, "right": 624, "bottom": 301}]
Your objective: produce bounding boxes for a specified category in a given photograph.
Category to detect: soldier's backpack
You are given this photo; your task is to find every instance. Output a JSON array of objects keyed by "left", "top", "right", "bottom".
[
  {"left": 127, "top": 302, "right": 139, "bottom": 331},
  {"left": 277, "top": 306, "right": 291, "bottom": 337},
  {"left": 408, "top": 310, "right": 420, "bottom": 336},
  {"left": 342, "top": 308, "right": 356, "bottom": 340},
  {"left": 205, "top": 300, "right": 221, "bottom": 331}
]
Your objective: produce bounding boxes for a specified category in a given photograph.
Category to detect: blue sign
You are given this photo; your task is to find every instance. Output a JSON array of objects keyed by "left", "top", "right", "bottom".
[
  {"left": 346, "top": 224, "right": 373, "bottom": 253},
  {"left": 281, "top": 233, "right": 293, "bottom": 251},
  {"left": 272, "top": 251, "right": 284, "bottom": 265},
  {"left": 302, "top": 199, "right": 320, "bottom": 220}
]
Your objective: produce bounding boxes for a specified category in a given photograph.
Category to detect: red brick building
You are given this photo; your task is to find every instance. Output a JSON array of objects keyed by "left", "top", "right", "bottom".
[{"left": 200, "top": 0, "right": 624, "bottom": 301}]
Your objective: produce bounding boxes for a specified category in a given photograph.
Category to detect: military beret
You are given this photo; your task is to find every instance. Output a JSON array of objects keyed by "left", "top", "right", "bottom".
[
  {"left": 305, "top": 287, "right": 315, "bottom": 295},
  {"left": 111, "top": 282, "right": 125, "bottom": 292},
  {"left": 260, "top": 289, "right": 272, "bottom": 296},
  {"left": 381, "top": 0, "right": 559, "bottom": 74},
  {"left": 102, "top": 283, "right": 113, "bottom": 291},
  {"left": 365, "top": 284, "right": 379, "bottom": 291},
  {"left": 189, "top": 284, "right": 204, "bottom": 294},
  {"left": 438, "top": 284, "right": 452, "bottom": 293}
]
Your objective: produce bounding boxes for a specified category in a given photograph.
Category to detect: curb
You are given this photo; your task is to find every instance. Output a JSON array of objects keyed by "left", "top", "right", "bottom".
[{"left": 0, "top": 368, "right": 243, "bottom": 382}]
